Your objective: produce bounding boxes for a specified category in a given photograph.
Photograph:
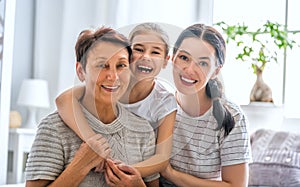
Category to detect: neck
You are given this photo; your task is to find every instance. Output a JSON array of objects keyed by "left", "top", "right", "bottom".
[
  {"left": 81, "top": 95, "right": 118, "bottom": 124},
  {"left": 176, "top": 90, "right": 212, "bottom": 117},
  {"left": 121, "top": 77, "right": 154, "bottom": 104}
]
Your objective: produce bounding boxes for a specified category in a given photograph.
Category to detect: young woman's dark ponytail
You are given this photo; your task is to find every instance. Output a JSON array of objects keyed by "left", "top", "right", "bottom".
[{"left": 206, "top": 79, "right": 235, "bottom": 136}]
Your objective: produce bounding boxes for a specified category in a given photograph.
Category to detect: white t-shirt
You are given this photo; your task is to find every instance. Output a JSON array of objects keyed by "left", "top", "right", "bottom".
[{"left": 119, "top": 79, "right": 177, "bottom": 132}]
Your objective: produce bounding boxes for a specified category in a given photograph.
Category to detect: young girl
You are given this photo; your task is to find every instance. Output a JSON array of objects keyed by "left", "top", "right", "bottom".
[
  {"left": 159, "top": 23, "right": 251, "bottom": 187},
  {"left": 55, "top": 23, "right": 177, "bottom": 178}
]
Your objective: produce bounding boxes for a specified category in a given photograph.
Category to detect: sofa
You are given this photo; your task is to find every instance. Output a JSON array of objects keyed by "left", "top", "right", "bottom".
[{"left": 241, "top": 103, "right": 300, "bottom": 187}]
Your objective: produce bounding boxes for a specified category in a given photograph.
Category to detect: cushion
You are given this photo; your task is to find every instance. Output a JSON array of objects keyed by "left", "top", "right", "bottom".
[{"left": 249, "top": 129, "right": 300, "bottom": 187}]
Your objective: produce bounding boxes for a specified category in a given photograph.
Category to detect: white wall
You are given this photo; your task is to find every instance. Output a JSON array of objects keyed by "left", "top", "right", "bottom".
[
  {"left": 0, "top": 0, "right": 16, "bottom": 184},
  {"left": 32, "top": 0, "right": 214, "bottom": 120}
]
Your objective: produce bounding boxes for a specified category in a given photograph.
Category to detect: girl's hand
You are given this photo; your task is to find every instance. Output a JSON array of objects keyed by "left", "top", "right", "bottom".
[{"left": 104, "top": 158, "right": 146, "bottom": 187}]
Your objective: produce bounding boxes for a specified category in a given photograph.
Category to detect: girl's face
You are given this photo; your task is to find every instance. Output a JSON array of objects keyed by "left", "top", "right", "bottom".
[
  {"left": 77, "top": 41, "right": 131, "bottom": 105},
  {"left": 130, "top": 33, "right": 169, "bottom": 81},
  {"left": 172, "top": 37, "right": 220, "bottom": 95}
]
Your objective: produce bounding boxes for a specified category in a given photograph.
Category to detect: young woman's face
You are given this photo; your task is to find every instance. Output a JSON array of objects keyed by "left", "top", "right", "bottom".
[
  {"left": 77, "top": 41, "right": 131, "bottom": 105},
  {"left": 172, "top": 37, "right": 219, "bottom": 95},
  {"left": 130, "top": 33, "right": 168, "bottom": 81}
]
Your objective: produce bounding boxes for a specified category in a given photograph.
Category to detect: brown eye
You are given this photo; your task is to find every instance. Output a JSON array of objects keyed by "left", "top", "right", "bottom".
[{"left": 179, "top": 55, "right": 189, "bottom": 61}]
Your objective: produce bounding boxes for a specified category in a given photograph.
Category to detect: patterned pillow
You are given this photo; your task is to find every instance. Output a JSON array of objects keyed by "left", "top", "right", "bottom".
[{"left": 249, "top": 129, "right": 300, "bottom": 187}]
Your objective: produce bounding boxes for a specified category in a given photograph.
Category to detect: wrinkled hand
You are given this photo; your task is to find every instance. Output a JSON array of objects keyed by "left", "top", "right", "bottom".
[
  {"left": 73, "top": 134, "right": 111, "bottom": 172},
  {"left": 104, "top": 159, "right": 146, "bottom": 187},
  {"left": 86, "top": 134, "right": 111, "bottom": 172},
  {"left": 86, "top": 134, "right": 111, "bottom": 158}
]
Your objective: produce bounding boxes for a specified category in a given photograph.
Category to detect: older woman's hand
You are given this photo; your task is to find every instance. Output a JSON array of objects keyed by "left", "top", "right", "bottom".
[
  {"left": 85, "top": 134, "right": 111, "bottom": 172},
  {"left": 104, "top": 158, "right": 146, "bottom": 187}
]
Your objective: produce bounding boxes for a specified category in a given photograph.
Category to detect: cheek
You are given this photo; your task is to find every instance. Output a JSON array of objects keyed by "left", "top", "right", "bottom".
[
  {"left": 95, "top": 70, "right": 104, "bottom": 82},
  {"left": 132, "top": 53, "right": 141, "bottom": 62},
  {"left": 118, "top": 70, "right": 131, "bottom": 83},
  {"left": 154, "top": 57, "right": 165, "bottom": 64},
  {"left": 172, "top": 59, "right": 186, "bottom": 76}
]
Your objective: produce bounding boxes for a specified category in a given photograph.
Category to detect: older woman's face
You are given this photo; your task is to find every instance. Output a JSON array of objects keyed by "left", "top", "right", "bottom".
[
  {"left": 82, "top": 41, "right": 131, "bottom": 105},
  {"left": 172, "top": 37, "right": 219, "bottom": 95}
]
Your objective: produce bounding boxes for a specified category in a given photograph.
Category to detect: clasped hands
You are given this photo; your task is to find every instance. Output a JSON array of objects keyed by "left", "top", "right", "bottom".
[{"left": 74, "top": 134, "right": 145, "bottom": 187}]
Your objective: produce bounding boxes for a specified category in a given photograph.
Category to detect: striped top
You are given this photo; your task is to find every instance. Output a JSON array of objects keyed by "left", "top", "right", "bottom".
[
  {"left": 164, "top": 99, "right": 251, "bottom": 183},
  {"left": 25, "top": 104, "right": 158, "bottom": 186}
]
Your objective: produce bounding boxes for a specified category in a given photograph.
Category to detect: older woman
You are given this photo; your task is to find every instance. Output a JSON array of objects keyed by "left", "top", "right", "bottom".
[{"left": 25, "top": 27, "right": 158, "bottom": 187}]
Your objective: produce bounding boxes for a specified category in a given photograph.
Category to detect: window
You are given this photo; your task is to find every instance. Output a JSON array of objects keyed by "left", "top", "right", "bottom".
[{"left": 213, "top": 0, "right": 300, "bottom": 118}]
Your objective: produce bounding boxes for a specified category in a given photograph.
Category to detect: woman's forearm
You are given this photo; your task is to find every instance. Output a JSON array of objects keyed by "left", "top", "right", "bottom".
[
  {"left": 132, "top": 154, "right": 169, "bottom": 177},
  {"left": 164, "top": 163, "right": 248, "bottom": 187}
]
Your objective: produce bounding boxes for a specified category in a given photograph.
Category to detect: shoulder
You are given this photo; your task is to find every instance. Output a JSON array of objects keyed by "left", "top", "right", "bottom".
[
  {"left": 222, "top": 99, "right": 249, "bottom": 132},
  {"left": 119, "top": 105, "right": 154, "bottom": 133},
  {"left": 37, "top": 111, "right": 75, "bottom": 136},
  {"left": 222, "top": 99, "right": 246, "bottom": 120},
  {"left": 154, "top": 79, "right": 176, "bottom": 97},
  {"left": 38, "top": 111, "right": 64, "bottom": 127},
  {"left": 152, "top": 80, "right": 177, "bottom": 107}
]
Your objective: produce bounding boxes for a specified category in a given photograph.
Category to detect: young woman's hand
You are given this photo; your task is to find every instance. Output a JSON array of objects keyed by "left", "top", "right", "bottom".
[
  {"left": 104, "top": 158, "right": 146, "bottom": 187},
  {"left": 160, "top": 163, "right": 174, "bottom": 180}
]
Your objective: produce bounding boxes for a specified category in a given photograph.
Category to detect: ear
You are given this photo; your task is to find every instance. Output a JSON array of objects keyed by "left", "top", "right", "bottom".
[
  {"left": 76, "top": 62, "right": 85, "bottom": 82},
  {"left": 210, "top": 66, "right": 222, "bottom": 79},
  {"left": 163, "top": 55, "right": 170, "bottom": 69}
]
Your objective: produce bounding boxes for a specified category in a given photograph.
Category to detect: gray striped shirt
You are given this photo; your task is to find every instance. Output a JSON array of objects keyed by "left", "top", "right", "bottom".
[
  {"left": 162, "top": 99, "right": 251, "bottom": 185},
  {"left": 25, "top": 104, "right": 158, "bottom": 186}
]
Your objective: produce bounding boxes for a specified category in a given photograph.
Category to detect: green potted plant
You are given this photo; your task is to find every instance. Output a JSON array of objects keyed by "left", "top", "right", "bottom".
[{"left": 215, "top": 21, "right": 298, "bottom": 103}]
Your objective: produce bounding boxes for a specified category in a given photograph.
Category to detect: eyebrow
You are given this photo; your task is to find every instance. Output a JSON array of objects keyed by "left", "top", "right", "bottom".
[
  {"left": 95, "top": 57, "right": 107, "bottom": 61},
  {"left": 94, "top": 56, "right": 128, "bottom": 62},
  {"left": 178, "top": 49, "right": 211, "bottom": 60},
  {"left": 133, "top": 43, "right": 164, "bottom": 51}
]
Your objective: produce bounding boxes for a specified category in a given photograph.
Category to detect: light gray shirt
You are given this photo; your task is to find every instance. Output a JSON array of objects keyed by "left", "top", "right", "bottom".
[
  {"left": 25, "top": 104, "right": 158, "bottom": 187},
  {"left": 161, "top": 99, "right": 251, "bottom": 186}
]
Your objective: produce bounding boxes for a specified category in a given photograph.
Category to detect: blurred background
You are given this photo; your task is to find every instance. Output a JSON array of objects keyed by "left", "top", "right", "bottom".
[{"left": 1, "top": 0, "right": 299, "bottom": 185}]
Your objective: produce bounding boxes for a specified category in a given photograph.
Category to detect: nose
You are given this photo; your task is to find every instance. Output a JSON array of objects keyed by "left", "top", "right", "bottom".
[
  {"left": 106, "top": 67, "right": 118, "bottom": 81},
  {"left": 184, "top": 61, "right": 197, "bottom": 75},
  {"left": 142, "top": 51, "right": 151, "bottom": 61}
]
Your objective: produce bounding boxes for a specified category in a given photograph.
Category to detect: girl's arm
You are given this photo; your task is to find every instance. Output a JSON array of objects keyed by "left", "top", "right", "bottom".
[
  {"left": 132, "top": 110, "right": 176, "bottom": 177},
  {"left": 55, "top": 86, "right": 96, "bottom": 141},
  {"left": 161, "top": 163, "right": 249, "bottom": 187},
  {"left": 56, "top": 86, "right": 176, "bottom": 177}
]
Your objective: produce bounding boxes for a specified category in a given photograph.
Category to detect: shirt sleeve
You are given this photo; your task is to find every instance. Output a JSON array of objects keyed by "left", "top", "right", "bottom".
[
  {"left": 25, "top": 114, "right": 65, "bottom": 181},
  {"left": 220, "top": 112, "right": 252, "bottom": 166}
]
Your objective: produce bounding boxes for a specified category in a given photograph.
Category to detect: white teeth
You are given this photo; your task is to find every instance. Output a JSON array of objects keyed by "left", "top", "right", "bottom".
[
  {"left": 181, "top": 76, "right": 196, "bottom": 84},
  {"left": 137, "top": 65, "right": 153, "bottom": 73},
  {"left": 103, "top": 85, "right": 119, "bottom": 90}
]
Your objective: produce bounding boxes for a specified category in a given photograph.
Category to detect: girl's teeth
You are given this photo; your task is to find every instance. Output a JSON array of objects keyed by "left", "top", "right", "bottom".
[{"left": 137, "top": 65, "right": 153, "bottom": 73}]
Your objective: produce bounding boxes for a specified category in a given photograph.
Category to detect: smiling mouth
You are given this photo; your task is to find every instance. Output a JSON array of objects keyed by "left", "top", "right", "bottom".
[
  {"left": 137, "top": 65, "right": 153, "bottom": 73},
  {"left": 180, "top": 75, "right": 198, "bottom": 85},
  {"left": 101, "top": 85, "right": 120, "bottom": 92}
]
